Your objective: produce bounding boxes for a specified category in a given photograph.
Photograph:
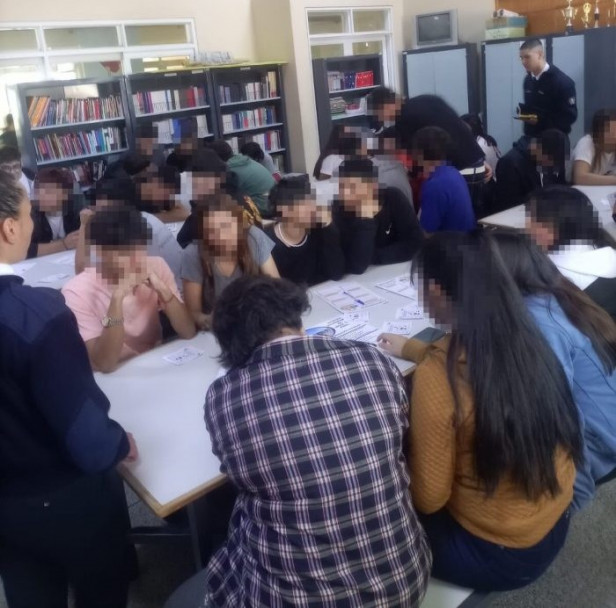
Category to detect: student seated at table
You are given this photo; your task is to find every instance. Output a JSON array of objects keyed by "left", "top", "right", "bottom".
[
  {"left": 378, "top": 231, "right": 581, "bottom": 591},
  {"left": 181, "top": 194, "right": 278, "bottom": 331},
  {"left": 495, "top": 129, "right": 568, "bottom": 212},
  {"left": 312, "top": 124, "right": 363, "bottom": 181},
  {"left": 493, "top": 230, "right": 616, "bottom": 511},
  {"left": 264, "top": 175, "right": 344, "bottom": 285},
  {"left": 333, "top": 157, "right": 423, "bottom": 275},
  {"left": 525, "top": 186, "right": 616, "bottom": 321},
  {"left": 176, "top": 150, "right": 262, "bottom": 249},
  {"left": 62, "top": 207, "right": 196, "bottom": 373},
  {"left": 411, "top": 126, "right": 476, "bottom": 233},
  {"left": 208, "top": 139, "right": 276, "bottom": 218},
  {"left": 28, "top": 167, "right": 82, "bottom": 258},
  {"left": 240, "top": 141, "right": 281, "bottom": 182},
  {"left": 0, "top": 145, "right": 33, "bottom": 199},
  {"left": 76, "top": 179, "right": 183, "bottom": 290},
  {"left": 0, "top": 171, "right": 137, "bottom": 608},
  {"left": 572, "top": 109, "right": 616, "bottom": 186},
  {"left": 134, "top": 165, "right": 189, "bottom": 223},
  {"left": 201, "top": 275, "right": 431, "bottom": 607}
]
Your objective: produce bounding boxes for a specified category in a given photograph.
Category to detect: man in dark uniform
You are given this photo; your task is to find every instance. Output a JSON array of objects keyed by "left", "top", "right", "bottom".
[{"left": 518, "top": 39, "right": 577, "bottom": 138}]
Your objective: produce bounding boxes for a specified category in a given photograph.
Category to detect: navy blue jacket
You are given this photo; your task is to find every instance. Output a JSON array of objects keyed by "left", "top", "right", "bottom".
[
  {"left": 0, "top": 275, "right": 129, "bottom": 497},
  {"left": 523, "top": 65, "right": 577, "bottom": 137}
]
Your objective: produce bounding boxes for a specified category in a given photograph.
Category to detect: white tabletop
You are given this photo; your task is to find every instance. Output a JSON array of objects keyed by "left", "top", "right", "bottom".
[
  {"left": 95, "top": 262, "right": 432, "bottom": 517},
  {"left": 14, "top": 250, "right": 76, "bottom": 290},
  {"left": 479, "top": 185, "right": 616, "bottom": 241}
]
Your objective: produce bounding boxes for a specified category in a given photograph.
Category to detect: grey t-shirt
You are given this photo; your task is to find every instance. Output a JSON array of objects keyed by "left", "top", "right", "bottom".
[
  {"left": 142, "top": 212, "right": 183, "bottom": 290},
  {"left": 180, "top": 225, "right": 274, "bottom": 298}
]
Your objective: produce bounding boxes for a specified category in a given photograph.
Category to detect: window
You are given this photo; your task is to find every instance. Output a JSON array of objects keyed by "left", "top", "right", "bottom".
[
  {"left": 307, "top": 8, "right": 394, "bottom": 87},
  {"left": 0, "top": 20, "right": 197, "bottom": 120}
]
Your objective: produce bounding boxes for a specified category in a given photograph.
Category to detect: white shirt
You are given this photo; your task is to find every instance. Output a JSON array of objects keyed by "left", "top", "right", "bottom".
[
  {"left": 46, "top": 213, "right": 66, "bottom": 240},
  {"left": 572, "top": 134, "right": 616, "bottom": 176},
  {"left": 532, "top": 62, "right": 550, "bottom": 80},
  {"left": 477, "top": 136, "right": 501, "bottom": 176},
  {"left": 319, "top": 154, "right": 343, "bottom": 178},
  {"left": 550, "top": 243, "right": 616, "bottom": 290},
  {"left": 0, "top": 263, "right": 14, "bottom": 276}
]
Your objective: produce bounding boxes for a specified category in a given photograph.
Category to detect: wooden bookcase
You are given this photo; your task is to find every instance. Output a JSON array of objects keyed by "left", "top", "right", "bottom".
[
  {"left": 11, "top": 77, "right": 131, "bottom": 186},
  {"left": 125, "top": 68, "right": 216, "bottom": 145},
  {"left": 209, "top": 63, "right": 290, "bottom": 173},
  {"left": 312, "top": 54, "right": 384, "bottom": 149}
]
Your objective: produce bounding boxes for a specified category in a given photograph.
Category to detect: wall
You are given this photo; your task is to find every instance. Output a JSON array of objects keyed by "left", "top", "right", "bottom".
[
  {"left": 403, "top": 0, "right": 496, "bottom": 47},
  {"left": 0, "top": 0, "right": 256, "bottom": 60}
]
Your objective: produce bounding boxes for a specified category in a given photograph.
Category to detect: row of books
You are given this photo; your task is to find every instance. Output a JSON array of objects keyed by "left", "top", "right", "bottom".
[
  {"left": 28, "top": 95, "right": 124, "bottom": 127},
  {"left": 330, "top": 95, "right": 368, "bottom": 117},
  {"left": 154, "top": 115, "right": 210, "bottom": 144},
  {"left": 34, "top": 127, "right": 126, "bottom": 162},
  {"left": 327, "top": 70, "right": 375, "bottom": 92},
  {"left": 226, "top": 129, "right": 282, "bottom": 154},
  {"left": 132, "top": 86, "right": 208, "bottom": 116},
  {"left": 222, "top": 107, "right": 277, "bottom": 134},
  {"left": 70, "top": 161, "right": 106, "bottom": 187},
  {"left": 217, "top": 71, "right": 278, "bottom": 103}
]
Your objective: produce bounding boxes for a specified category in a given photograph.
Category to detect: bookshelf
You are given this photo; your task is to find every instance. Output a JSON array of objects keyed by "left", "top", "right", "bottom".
[
  {"left": 125, "top": 68, "right": 216, "bottom": 146},
  {"left": 209, "top": 63, "right": 290, "bottom": 173},
  {"left": 11, "top": 78, "right": 132, "bottom": 186},
  {"left": 312, "top": 54, "right": 384, "bottom": 149}
]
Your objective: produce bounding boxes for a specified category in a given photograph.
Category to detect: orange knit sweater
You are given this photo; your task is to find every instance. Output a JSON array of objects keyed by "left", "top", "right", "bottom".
[{"left": 403, "top": 336, "right": 575, "bottom": 548}]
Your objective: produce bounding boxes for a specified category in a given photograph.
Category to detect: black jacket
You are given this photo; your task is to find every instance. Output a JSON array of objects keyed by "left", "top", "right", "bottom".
[
  {"left": 333, "top": 186, "right": 424, "bottom": 275},
  {"left": 396, "top": 95, "right": 485, "bottom": 170},
  {"left": 495, "top": 141, "right": 566, "bottom": 211},
  {"left": 0, "top": 275, "right": 128, "bottom": 497},
  {"left": 523, "top": 64, "right": 577, "bottom": 137},
  {"left": 27, "top": 202, "right": 81, "bottom": 259}
]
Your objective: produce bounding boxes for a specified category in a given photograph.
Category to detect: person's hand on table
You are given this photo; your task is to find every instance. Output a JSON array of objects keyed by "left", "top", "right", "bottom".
[
  {"left": 62, "top": 230, "right": 80, "bottom": 250},
  {"left": 377, "top": 333, "right": 407, "bottom": 358},
  {"left": 122, "top": 432, "right": 139, "bottom": 464}
]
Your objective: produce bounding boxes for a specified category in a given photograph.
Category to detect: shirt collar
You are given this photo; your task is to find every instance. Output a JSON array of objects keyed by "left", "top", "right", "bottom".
[
  {"left": 532, "top": 62, "right": 550, "bottom": 80},
  {"left": 0, "top": 263, "right": 15, "bottom": 277}
]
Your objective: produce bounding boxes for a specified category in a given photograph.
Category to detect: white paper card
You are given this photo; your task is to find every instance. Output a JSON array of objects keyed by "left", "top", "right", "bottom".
[
  {"left": 36, "top": 273, "right": 70, "bottom": 284},
  {"left": 343, "top": 311, "right": 369, "bottom": 323},
  {"left": 314, "top": 281, "right": 386, "bottom": 313},
  {"left": 163, "top": 346, "right": 205, "bottom": 366},
  {"left": 375, "top": 275, "right": 418, "bottom": 300},
  {"left": 396, "top": 305, "right": 424, "bottom": 320},
  {"left": 381, "top": 321, "right": 414, "bottom": 335}
]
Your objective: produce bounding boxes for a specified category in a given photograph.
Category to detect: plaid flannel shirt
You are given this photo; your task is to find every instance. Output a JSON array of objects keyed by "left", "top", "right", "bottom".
[{"left": 203, "top": 335, "right": 431, "bottom": 607}]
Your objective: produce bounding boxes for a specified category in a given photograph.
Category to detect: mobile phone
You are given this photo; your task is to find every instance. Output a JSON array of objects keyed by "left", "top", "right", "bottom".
[{"left": 412, "top": 327, "right": 446, "bottom": 343}]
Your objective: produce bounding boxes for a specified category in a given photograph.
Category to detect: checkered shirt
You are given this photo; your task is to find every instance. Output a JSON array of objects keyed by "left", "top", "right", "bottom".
[{"left": 203, "top": 335, "right": 432, "bottom": 607}]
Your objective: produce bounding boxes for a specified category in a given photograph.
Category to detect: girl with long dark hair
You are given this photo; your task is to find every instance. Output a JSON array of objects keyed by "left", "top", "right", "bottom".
[
  {"left": 572, "top": 108, "right": 616, "bottom": 186},
  {"left": 525, "top": 186, "right": 616, "bottom": 321},
  {"left": 493, "top": 230, "right": 616, "bottom": 510},
  {"left": 378, "top": 231, "right": 581, "bottom": 591}
]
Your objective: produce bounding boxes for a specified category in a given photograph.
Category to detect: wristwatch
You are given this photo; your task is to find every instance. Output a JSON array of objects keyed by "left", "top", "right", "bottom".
[{"left": 101, "top": 316, "right": 124, "bottom": 328}]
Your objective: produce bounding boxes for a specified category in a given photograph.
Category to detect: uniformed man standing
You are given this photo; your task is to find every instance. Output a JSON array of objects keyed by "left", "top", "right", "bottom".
[{"left": 518, "top": 39, "right": 578, "bottom": 137}]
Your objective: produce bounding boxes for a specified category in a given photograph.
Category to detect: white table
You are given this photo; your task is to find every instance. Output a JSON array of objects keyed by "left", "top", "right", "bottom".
[
  {"left": 95, "top": 262, "right": 431, "bottom": 518},
  {"left": 480, "top": 185, "right": 616, "bottom": 241},
  {"left": 14, "top": 250, "right": 76, "bottom": 290}
]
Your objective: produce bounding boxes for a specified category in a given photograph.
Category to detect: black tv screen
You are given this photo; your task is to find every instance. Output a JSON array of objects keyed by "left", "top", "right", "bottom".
[{"left": 417, "top": 12, "right": 453, "bottom": 44}]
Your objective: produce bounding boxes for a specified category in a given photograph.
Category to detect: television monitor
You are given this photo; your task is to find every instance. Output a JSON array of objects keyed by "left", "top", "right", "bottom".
[{"left": 414, "top": 10, "right": 459, "bottom": 49}]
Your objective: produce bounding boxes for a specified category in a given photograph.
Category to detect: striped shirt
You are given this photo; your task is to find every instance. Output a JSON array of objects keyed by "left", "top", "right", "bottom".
[{"left": 203, "top": 335, "right": 431, "bottom": 607}]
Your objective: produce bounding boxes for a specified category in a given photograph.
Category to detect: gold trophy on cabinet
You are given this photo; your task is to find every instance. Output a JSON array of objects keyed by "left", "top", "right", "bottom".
[{"left": 562, "top": 0, "right": 579, "bottom": 32}]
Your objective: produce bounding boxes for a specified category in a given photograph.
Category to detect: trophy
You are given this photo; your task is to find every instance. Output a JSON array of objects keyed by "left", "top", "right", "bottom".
[
  {"left": 595, "top": 0, "right": 601, "bottom": 27},
  {"left": 582, "top": 2, "right": 593, "bottom": 26},
  {"left": 562, "top": 0, "right": 579, "bottom": 33}
]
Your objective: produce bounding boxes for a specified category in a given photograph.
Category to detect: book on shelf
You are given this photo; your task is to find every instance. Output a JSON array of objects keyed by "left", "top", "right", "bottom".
[
  {"left": 329, "top": 95, "right": 368, "bottom": 117},
  {"left": 226, "top": 130, "right": 281, "bottom": 154},
  {"left": 154, "top": 114, "right": 209, "bottom": 144},
  {"left": 27, "top": 95, "right": 124, "bottom": 127},
  {"left": 222, "top": 107, "right": 277, "bottom": 133},
  {"left": 70, "top": 160, "right": 106, "bottom": 187},
  {"left": 327, "top": 70, "right": 374, "bottom": 92},
  {"left": 218, "top": 70, "right": 278, "bottom": 103},
  {"left": 34, "top": 126, "right": 127, "bottom": 162},
  {"left": 132, "top": 86, "right": 207, "bottom": 116}
]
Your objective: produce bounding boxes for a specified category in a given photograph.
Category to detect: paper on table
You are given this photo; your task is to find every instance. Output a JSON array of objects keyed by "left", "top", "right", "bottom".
[
  {"left": 306, "top": 315, "right": 379, "bottom": 342},
  {"left": 36, "top": 273, "right": 70, "bottom": 284},
  {"left": 375, "top": 275, "right": 418, "bottom": 300},
  {"left": 355, "top": 328, "right": 382, "bottom": 345},
  {"left": 12, "top": 261, "right": 36, "bottom": 276},
  {"left": 314, "top": 281, "right": 386, "bottom": 313},
  {"left": 381, "top": 320, "right": 414, "bottom": 336},
  {"left": 396, "top": 305, "right": 424, "bottom": 320},
  {"left": 50, "top": 253, "right": 75, "bottom": 265},
  {"left": 163, "top": 346, "right": 205, "bottom": 366},
  {"left": 343, "top": 311, "right": 369, "bottom": 322}
]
